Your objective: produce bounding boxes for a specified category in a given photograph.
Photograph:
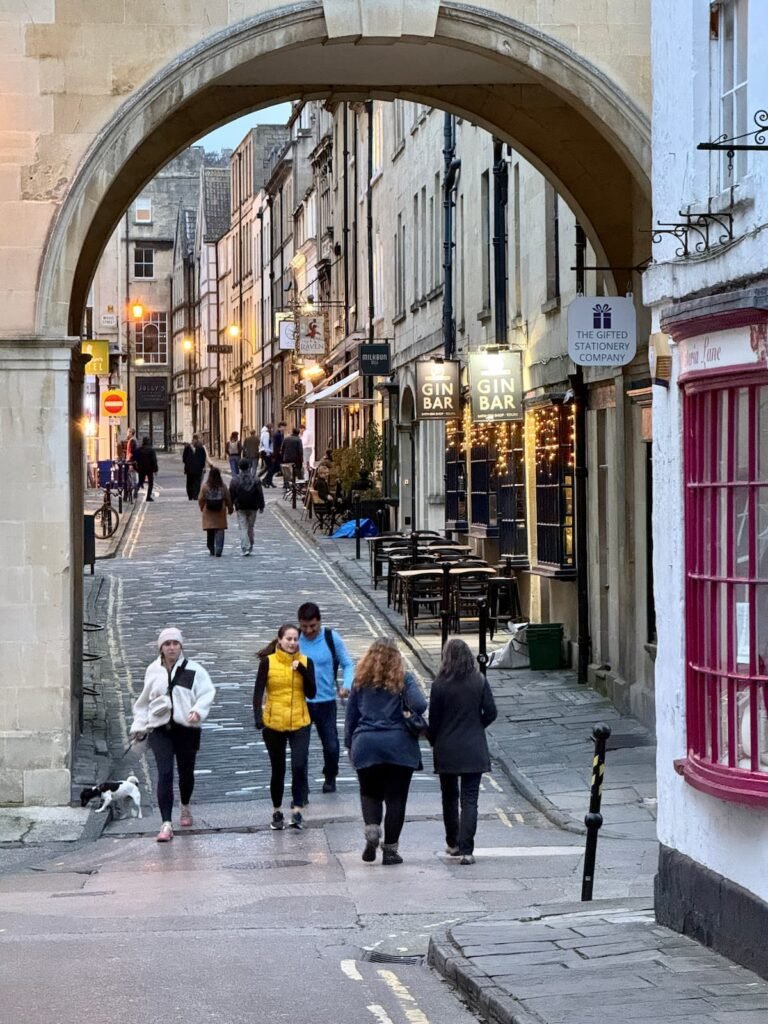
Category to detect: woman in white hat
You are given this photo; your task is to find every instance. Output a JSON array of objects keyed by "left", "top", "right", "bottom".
[{"left": 130, "top": 627, "right": 216, "bottom": 842}]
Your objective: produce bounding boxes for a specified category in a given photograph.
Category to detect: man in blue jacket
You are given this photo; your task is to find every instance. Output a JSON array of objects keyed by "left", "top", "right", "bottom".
[{"left": 297, "top": 601, "right": 355, "bottom": 793}]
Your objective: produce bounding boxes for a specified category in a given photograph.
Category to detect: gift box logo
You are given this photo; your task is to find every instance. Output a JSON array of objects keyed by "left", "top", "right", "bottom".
[{"left": 592, "top": 303, "right": 612, "bottom": 328}]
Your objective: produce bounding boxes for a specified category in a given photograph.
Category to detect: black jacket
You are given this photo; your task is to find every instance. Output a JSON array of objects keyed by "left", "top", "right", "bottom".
[
  {"left": 134, "top": 444, "right": 158, "bottom": 475},
  {"left": 281, "top": 434, "right": 303, "bottom": 466},
  {"left": 271, "top": 430, "right": 284, "bottom": 461},
  {"left": 427, "top": 671, "right": 497, "bottom": 774},
  {"left": 230, "top": 473, "right": 265, "bottom": 512},
  {"left": 182, "top": 444, "right": 207, "bottom": 475}
]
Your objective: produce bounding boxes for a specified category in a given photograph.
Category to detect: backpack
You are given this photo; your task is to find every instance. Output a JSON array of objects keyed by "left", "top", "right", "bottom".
[
  {"left": 205, "top": 487, "right": 224, "bottom": 512},
  {"left": 324, "top": 628, "right": 339, "bottom": 681},
  {"left": 237, "top": 473, "right": 264, "bottom": 511}
]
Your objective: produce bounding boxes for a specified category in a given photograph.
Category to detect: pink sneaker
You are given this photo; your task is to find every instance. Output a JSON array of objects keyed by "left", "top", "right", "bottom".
[
  {"left": 179, "top": 807, "right": 193, "bottom": 828},
  {"left": 156, "top": 822, "right": 174, "bottom": 843}
]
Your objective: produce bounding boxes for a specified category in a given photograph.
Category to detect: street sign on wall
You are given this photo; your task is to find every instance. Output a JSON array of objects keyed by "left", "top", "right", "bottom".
[
  {"left": 415, "top": 359, "right": 461, "bottom": 419},
  {"left": 207, "top": 344, "right": 233, "bottom": 354},
  {"left": 279, "top": 319, "right": 296, "bottom": 350},
  {"left": 359, "top": 342, "right": 391, "bottom": 376},
  {"left": 297, "top": 313, "right": 327, "bottom": 356},
  {"left": 100, "top": 389, "right": 126, "bottom": 417},
  {"left": 468, "top": 350, "right": 523, "bottom": 422},
  {"left": 567, "top": 296, "right": 637, "bottom": 366},
  {"left": 136, "top": 376, "right": 168, "bottom": 410},
  {"left": 82, "top": 340, "right": 110, "bottom": 375}
]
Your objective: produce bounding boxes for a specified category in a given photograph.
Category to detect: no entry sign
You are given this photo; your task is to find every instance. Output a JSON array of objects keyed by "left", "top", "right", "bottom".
[{"left": 101, "top": 389, "right": 127, "bottom": 417}]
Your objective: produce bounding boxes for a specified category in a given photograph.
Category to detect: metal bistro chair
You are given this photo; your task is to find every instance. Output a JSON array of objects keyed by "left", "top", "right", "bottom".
[
  {"left": 450, "top": 571, "right": 493, "bottom": 634},
  {"left": 371, "top": 537, "right": 408, "bottom": 589},
  {"left": 488, "top": 576, "right": 524, "bottom": 640},
  {"left": 309, "top": 489, "right": 341, "bottom": 535},
  {"left": 404, "top": 570, "right": 445, "bottom": 635},
  {"left": 390, "top": 558, "right": 438, "bottom": 613}
]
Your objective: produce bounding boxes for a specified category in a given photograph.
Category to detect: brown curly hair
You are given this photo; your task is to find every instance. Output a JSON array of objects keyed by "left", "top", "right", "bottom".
[{"left": 353, "top": 638, "right": 405, "bottom": 693}]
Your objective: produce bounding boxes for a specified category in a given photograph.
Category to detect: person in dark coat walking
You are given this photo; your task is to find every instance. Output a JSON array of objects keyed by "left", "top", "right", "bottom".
[
  {"left": 280, "top": 426, "right": 304, "bottom": 486},
  {"left": 345, "top": 638, "right": 427, "bottom": 865},
  {"left": 263, "top": 421, "right": 286, "bottom": 488},
  {"left": 182, "top": 435, "right": 208, "bottom": 500},
  {"left": 427, "top": 639, "right": 497, "bottom": 864},
  {"left": 134, "top": 436, "right": 158, "bottom": 501},
  {"left": 198, "top": 466, "right": 233, "bottom": 556}
]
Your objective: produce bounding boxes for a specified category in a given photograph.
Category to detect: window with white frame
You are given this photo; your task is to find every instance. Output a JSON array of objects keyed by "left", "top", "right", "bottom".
[
  {"left": 134, "top": 197, "right": 152, "bottom": 223},
  {"left": 372, "top": 104, "right": 384, "bottom": 178},
  {"left": 713, "top": 0, "right": 749, "bottom": 184},
  {"left": 413, "top": 192, "right": 420, "bottom": 303},
  {"left": 481, "top": 171, "right": 491, "bottom": 312},
  {"left": 433, "top": 172, "right": 441, "bottom": 290},
  {"left": 393, "top": 100, "right": 406, "bottom": 152},
  {"left": 135, "top": 311, "right": 168, "bottom": 364},
  {"left": 134, "top": 246, "right": 154, "bottom": 279},
  {"left": 394, "top": 213, "right": 406, "bottom": 317}
]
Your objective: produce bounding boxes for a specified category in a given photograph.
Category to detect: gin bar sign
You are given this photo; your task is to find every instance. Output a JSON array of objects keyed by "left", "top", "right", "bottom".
[
  {"left": 567, "top": 296, "right": 637, "bottom": 366},
  {"left": 415, "top": 359, "right": 461, "bottom": 419},
  {"left": 469, "top": 350, "right": 523, "bottom": 422}
]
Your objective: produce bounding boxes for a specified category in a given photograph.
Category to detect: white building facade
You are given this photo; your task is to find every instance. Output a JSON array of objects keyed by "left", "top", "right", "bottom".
[{"left": 645, "top": 0, "right": 768, "bottom": 972}]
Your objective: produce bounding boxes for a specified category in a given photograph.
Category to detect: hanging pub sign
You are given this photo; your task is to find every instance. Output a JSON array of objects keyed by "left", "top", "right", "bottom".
[
  {"left": 359, "top": 342, "right": 391, "bottom": 376},
  {"left": 468, "top": 350, "right": 523, "bottom": 422},
  {"left": 567, "top": 296, "right": 637, "bottom": 366},
  {"left": 415, "top": 359, "right": 461, "bottom": 419},
  {"left": 297, "top": 313, "right": 328, "bottom": 357}
]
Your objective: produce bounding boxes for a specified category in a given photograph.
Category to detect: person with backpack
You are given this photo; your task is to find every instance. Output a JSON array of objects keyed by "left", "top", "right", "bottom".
[
  {"left": 229, "top": 458, "right": 265, "bottom": 556},
  {"left": 226, "top": 431, "right": 242, "bottom": 478},
  {"left": 197, "top": 466, "right": 233, "bottom": 557},
  {"left": 297, "top": 601, "right": 355, "bottom": 794}
]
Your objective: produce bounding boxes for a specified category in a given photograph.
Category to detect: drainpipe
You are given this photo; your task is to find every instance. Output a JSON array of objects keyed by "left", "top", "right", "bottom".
[
  {"left": 442, "top": 113, "right": 460, "bottom": 360},
  {"left": 257, "top": 207, "right": 265, "bottom": 428},
  {"left": 571, "top": 224, "right": 590, "bottom": 684},
  {"left": 343, "top": 103, "right": 350, "bottom": 339},
  {"left": 492, "top": 138, "right": 509, "bottom": 346},
  {"left": 365, "top": 101, "right": 375, "bottom": 410},
  {"left": 352, "top": 106, "right": 359, "bottom": 332}
]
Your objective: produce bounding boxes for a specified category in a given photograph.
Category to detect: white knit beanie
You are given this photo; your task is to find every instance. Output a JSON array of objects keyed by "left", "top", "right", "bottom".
[{"left": 157, "top": 627, "right": 183, "bottom": 649}]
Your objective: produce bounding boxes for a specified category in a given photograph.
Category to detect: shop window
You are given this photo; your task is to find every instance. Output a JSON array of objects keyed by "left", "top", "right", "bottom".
[
  {"left": 135, "top": 312, "right": 168, "bottom": 365},
  {"left": 445, "top": 417, "right": 468, "bottom": 532},
  {"left": 498, "top": 421, "right": 528, "bottom": 564},
  {"left": 683, "top": 378, "right": 768, "bottom": 803},
  {"left": 533, "top": 403, "right": 575, "bottom": 577},
  {"left": 470, "top": 434, "right": 498, "bottom": 537}
]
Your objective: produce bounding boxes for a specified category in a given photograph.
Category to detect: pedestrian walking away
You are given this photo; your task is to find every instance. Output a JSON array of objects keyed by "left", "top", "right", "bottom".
[
  {"left": 129, "top": 627, "right": 216, "bottom": 842},
  {"left": 226, "top": 431, "right": 242, "bottom": 478},
  {"left": 134, "top": 435, "right": 158, "bottom": 501},
  {"left": 198, "top": 466, "right": 233, "bottom": 556},
  {"left": 253, "top": 624, "right": 317, "bottom": 832},
  {"left": 281, "top": 426, "right": 304, "bottom": 487},
  {"left": 182, "top": 434, "right": 208, "bottom": 500},
  {"left": 125, "top": 427, "right": 139, "bottom": 492},
  {"left": 427, "top": 638, "right": 497, "bottom": 865},
  {"left": 230, "top": 458, "right": 265, "bottom": 555},
  {"left": 242, "top": 428, "right": 260, "bottom": 475},
  {"left": 344, "top": 638, "right": 427, "bottom": 865},
  {"left": 263, "top": 421, "right": 285, "bottom": 487},
  {"left": 297, "top": 601, "right": 355, "bottom": 793},
  {"left": 258, "top": 423, "right": 273, "bottom": 476}
]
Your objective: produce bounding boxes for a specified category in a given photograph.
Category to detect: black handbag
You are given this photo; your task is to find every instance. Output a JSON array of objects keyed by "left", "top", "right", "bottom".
[{"left": 400, "top": 690, "right": 428, "bottom": 738}]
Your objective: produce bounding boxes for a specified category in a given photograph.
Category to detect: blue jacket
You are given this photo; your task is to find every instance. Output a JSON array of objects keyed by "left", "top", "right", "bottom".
[
  {"left": 344, "top": 672, "right": 427, "bottom": 770},
  {"left": 299, "top": 629, "right": 354, "bottom": 702}
]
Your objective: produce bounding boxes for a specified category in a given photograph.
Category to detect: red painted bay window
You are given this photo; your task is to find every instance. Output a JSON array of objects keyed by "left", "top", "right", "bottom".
[{"left": 683, "top": 372, "right": 768, "bottom": 803}]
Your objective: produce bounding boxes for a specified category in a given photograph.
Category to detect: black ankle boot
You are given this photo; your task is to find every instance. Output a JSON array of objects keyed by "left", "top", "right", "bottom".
[{"left": 382, "top": 843, "right": 402, "bottom": 865}]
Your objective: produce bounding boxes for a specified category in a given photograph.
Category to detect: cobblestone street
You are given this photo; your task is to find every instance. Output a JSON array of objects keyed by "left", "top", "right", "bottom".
[{"left": 103, "top": 456, "right": 437, "bottom": 809}]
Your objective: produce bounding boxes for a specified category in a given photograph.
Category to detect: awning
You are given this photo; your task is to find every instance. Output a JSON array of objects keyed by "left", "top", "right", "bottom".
[{"left": 291, "top": 370, "right": 377, "bottom": 409}]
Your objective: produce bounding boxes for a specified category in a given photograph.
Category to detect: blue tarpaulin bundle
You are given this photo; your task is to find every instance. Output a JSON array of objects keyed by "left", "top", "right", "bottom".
[{"left": 331, "top": 517, "right": 378, "bottom": 538}]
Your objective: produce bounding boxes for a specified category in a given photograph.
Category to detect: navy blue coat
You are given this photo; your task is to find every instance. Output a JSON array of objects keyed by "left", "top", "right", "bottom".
[
  {"left": 345, "top": 672, "right": 427, "bottom": 770},
  {"left": 427, "top": 671, "right": 497, "bottom": 774}
]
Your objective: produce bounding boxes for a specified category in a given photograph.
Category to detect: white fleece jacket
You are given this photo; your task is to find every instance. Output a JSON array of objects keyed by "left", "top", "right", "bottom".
[{"left": 130, "top": 656, "right": 215, "bottom": 734}]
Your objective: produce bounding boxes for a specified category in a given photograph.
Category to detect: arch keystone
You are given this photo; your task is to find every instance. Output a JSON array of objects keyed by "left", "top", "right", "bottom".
[{"left": 322, "top": 0, "right": 439, "bottom": 40}]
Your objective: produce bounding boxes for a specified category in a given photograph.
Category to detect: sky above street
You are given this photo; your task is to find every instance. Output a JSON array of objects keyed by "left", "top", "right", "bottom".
[{"left": 195, "top": 103, "right": 292, "bottom": 153}]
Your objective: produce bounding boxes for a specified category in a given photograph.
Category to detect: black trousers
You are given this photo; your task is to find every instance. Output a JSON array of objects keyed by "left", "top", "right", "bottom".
[
  {"left": 439, "top": 772, "right": 482, "bottom": 855},
  {"left": 138, "top": 471, "right": 154, "bottom": 498},
  {"left": 262, "top": 725, "right": 311, "bottom": 809},
  {"left": 307, "top": 700, "right": 340, "bottom": 782},
  {"left": 357, "top": 764, "right": 414, "bottom": 845},
  {"left": 186, "top": 473, "right": 202, "bottom": 500},
  {"left": 148, "top": 724, "right": 201, "bottom": 822}
]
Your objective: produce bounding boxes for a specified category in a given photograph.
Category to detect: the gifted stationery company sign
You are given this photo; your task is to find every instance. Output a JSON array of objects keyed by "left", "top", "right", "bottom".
[
  {"left": 567, "top": 297, "right": 637, "bottom": 366},
  {"left": 415, "top": 359, "right": 461, "bottom": 419},
  {"left": 469, "top": 350, "right": 523, "bottom": 422}
]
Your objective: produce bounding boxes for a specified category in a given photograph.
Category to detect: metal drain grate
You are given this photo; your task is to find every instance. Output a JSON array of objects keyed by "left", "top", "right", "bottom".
[
  {"left": 223, "top": 859, "right": 311, "bottom": 870},
  {"left": 361, "top": 951, "right": 425, "bottom": 965}
]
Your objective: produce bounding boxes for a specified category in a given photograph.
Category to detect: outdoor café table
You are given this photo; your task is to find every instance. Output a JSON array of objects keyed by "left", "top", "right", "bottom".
[
  {"left": 387, "top": 554, "right": 435, "bottom": 608},
  {"left": 395, "top": 568, "right": 446, "bottom": 627}
]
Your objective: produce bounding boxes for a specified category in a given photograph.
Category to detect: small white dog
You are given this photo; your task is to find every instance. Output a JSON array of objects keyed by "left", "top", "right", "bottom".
[{"left": 92, "top": 775, "right": 143, "bottom": 819}]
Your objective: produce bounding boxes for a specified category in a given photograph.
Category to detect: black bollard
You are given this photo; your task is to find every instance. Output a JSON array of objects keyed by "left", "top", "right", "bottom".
[
  {"left": 440, "top": 564, "right": 451, "bottom": 649},
  {"left": 355, "top": 496, "right": 362, "bottom": 560},
  {"left": 581, "top": 723, "right": 612, "bottom": 901},
  {"left": 291, "top": 464, "right": 297, "bottom": 510},
  {"left": 477, "top": 599, "right": 489, "bottom": 676}
]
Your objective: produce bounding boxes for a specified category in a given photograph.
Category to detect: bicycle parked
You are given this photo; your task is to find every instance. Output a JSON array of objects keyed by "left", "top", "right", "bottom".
[{"left": 93, "top": 482, "right": 120, "bottom": 538}]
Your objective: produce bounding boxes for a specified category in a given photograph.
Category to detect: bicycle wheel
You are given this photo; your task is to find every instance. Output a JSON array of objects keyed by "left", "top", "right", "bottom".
[{"left": 93, "top": 505, "right": 119, "bottom": 539}]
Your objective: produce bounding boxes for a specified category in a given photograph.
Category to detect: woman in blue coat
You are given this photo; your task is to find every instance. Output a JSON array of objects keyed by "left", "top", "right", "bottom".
[
  {"left": 345, "top": 638, "right": 427, "bottom": 865},
  {"left": 427, "top": 639, "right": 497, "bottom": 864}
]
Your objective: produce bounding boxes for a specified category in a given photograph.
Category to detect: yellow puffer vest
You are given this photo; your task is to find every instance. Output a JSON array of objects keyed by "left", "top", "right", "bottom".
[{"left": 262, "top": 649, "right": 311, "bottom": 732}]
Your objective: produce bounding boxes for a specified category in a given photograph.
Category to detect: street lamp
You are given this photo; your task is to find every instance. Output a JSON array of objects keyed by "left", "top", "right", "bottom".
[{"left": 227, "top": 324, "right": 257, "bottom": 440}]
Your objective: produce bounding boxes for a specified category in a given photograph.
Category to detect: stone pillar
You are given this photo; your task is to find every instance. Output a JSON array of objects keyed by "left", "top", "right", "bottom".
[{"left": 0, "top": 340, "right": 80, "bottom": 805}]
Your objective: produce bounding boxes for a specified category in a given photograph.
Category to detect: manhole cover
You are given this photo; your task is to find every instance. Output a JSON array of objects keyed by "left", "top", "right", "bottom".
[
  {"left": 223, "top": 859, "right": 311, "bottom": 870},
  {"left": 362, "top": 951, "right": 425, "bottom": 965}
]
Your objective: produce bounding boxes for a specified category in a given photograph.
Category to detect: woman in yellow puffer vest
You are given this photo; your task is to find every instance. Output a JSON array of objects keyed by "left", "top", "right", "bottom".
[{"left": 253, "top": 623, "right": 316, "bottom": 831}]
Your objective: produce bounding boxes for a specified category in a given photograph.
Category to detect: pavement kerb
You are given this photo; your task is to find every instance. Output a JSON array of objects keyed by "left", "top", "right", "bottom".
[
  {"left": 428, "top": 929, "right": 545, "bottom": 1024},
  {"left": 274, "top": 501, "right": 587, "bottom": 836}
]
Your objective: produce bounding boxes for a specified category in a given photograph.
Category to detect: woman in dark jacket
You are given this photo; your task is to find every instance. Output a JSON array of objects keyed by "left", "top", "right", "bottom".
[
  {"left": 427, "top": 638, "right": 497, "bottom": 864},
  {"left": 198, "top": 466, "right": 233, "bottom": 557},
  {"left": 345, "top": 638, "right": 427, "bottom": 865}
]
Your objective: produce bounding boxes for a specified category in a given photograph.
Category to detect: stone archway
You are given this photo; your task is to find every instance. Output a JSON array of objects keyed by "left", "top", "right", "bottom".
[{"left": 2, "top": 0, "right": 651, "bottom": 804}]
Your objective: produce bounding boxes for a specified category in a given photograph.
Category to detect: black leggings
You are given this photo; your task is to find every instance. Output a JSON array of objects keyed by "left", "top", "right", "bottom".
[
  {"left": 262, "top": 725, "right": 311, "bottom": 809},
  {"left": 148, "top": 725, "right": 201, "bottom": 821},
  {"left": 357, "top": 764, "right": 414, "bottom": 845}
]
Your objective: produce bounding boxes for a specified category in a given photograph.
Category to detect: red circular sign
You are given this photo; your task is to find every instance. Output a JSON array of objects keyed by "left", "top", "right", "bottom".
[{"left": 103, "top": 392, "right": 125, "bottom": 415}]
